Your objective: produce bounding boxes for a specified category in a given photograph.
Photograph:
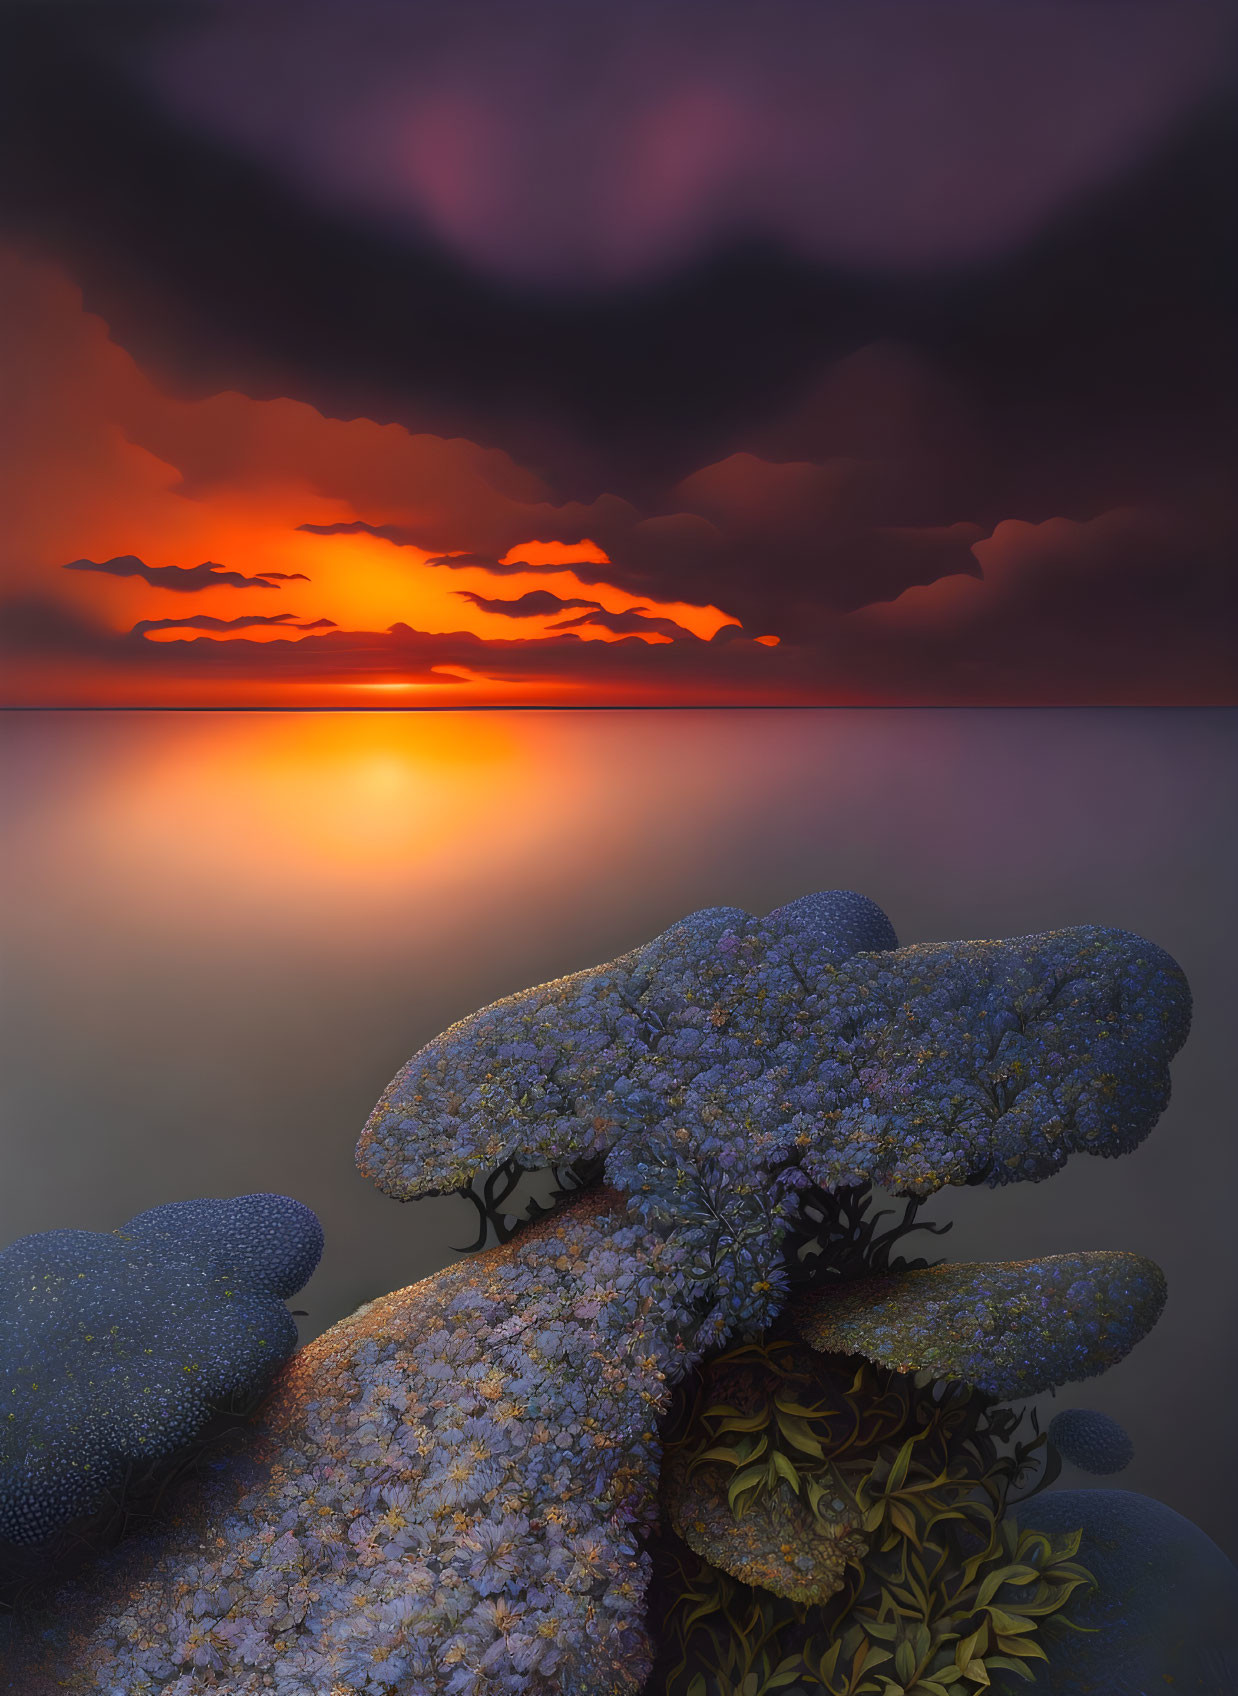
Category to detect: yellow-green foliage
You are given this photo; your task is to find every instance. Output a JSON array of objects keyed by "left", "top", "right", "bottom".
[{"left": 657, "top": 1340, "right": 1093, "bottom": 1696}]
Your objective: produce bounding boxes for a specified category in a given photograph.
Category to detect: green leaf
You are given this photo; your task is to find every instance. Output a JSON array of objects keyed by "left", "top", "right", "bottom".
[
  {"left": 774, "top": 1396, "right": 830, "bottom": 1419},
  {"left": 728, "top": 1463, "right": 770, "bottom": 1514},
  {"left": 983, "top": 1609, "right": 1037, "bottom": 1636},
  {"left": 772, "top": 1449, "right": 803, "bottom": 1491},
  {"left": 713, "top": 1411, "right": 774, "bottom": 1435},
  {"left": 1041, "top": 1573, "right": 1094, "bottom": 1608},
  {"left": 691, "top": 1444, "right": 753, "bottom": 1470},
  {"left": 682, "top": 1597, "right": 723, "bottom": 1633},
  {"left": 974, "top": 1567, "right": 1013, "bottom": 1610},
  {"left": 995, "top": 1636, "right": 1048, "bottom": 1662},
  {"left": 816, "top": 1642, "right": 842, "bottom": 1678},
  {"left": 776, "top": 1411, "right": 827, "bottom": 1458},
  {"left": 954, "top": 1628, "right": 987, "bottom": 1670},
  {"left": 888, "top": 1435, "right": 922, "bottom": 1494},
  {"left": 888, "top": 1500, "right": 920, "bottom": 1541},
  {"left": 984, "top": 1657, "right": 1036, "bottom": 1682}
]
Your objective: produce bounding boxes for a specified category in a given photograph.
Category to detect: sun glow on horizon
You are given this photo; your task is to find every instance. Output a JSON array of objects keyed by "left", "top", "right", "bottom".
[
  {"left": 0, "top": 248, "right": 761, "bottom": 708},
  {"left": 69, "top": 520, "right": 739, "bottom": 656}
]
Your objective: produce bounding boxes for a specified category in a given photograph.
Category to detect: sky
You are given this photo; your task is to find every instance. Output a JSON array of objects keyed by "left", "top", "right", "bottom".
[{"left": 0, "top": 0, "right": 1234, "bottom": 707}]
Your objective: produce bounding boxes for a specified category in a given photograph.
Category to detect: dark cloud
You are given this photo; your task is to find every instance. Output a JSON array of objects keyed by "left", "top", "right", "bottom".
[
  {"left": 8, "top": 500, "right": 1234, "bottom": 704},
  {"left": 428, "top": 555, "right": 603, "bottom": 580},
  {"left": 302, "top": 430, "right": 989, "bottom": 632},
  {"left": 455, "top": 591, "right": 602, "bottom": 619},
  {"left": 130, "top": 614, "right": 336, "bottom": 635},
  {"left": 549, "top": 607, "right": 701, "bottom": 641},
  {"left": 426, "top": 552, "right": 514, "bottom": 571},
  {"left": 297, "top": 530, "right": 601, "bottom": 580},
  {"left": 837, "top": 506, "right": 1238, "bottom": 702},
  {"left": 592, "top": 451, "right": 988, "bottom": 629},
  {"left": 298, "top": 522, "right": 425, "bottom": 549},
  {"left": 0, "top": 593, "right": 785, "bottom": 699},
  {"left": 63, "top": 556, "right": 294, "bottom": 592},
  {"left": 4, "top": 4, "right": 1232, "bottom": 505},
  {"left": 0, "top": 599, "right": 339, "bottom": 658},
  {"left": 0, "top": 595, "right": 122, "bottom": 659},
  {"left": 280, "top": 325, "right": 1231, "bottom": 643},
  {"left": 142, "top": 618, "right": 787, "bottom": 698},
  {"left": 0, "top": 7, "right": 876, "bottom": 490}
]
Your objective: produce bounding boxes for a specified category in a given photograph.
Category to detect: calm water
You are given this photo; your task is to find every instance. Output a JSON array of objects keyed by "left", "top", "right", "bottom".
[{"left": 2, "top": 709, "right": 1236, "bottom": 1552}]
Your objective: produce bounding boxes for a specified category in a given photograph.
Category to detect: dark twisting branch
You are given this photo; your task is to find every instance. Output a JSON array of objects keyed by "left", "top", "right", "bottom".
[
  {"left": 454, "top": 1154, "right": 608, "bottom": 1252},
  {"left": 782, "top": 1180, "right": 952, "bottom": 1287}
]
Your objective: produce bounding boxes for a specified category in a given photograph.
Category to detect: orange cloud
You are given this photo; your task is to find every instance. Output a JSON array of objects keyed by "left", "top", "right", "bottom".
[
  {"left": 3, "top": 247, "right": 1232, "bottom": 707},
  {"left": 0, "top": 248, "right": 741, "bottom": 700}
]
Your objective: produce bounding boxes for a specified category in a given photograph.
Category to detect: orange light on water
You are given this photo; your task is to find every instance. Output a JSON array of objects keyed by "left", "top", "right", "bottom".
[{"left": 72, "top": 713, "right": 539, "bottom": 902}]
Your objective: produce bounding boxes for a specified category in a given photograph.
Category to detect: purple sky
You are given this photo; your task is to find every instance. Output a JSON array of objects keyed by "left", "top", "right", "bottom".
[{"left": 137, "top": 0, "right": 1235, "bottom": 286}]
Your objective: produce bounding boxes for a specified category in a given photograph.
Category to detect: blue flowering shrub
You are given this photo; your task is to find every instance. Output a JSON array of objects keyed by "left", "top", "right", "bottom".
[
  {"left": 5, "top": 1190, "right": 714, "bottom": 1694},
  {"left": 4, "top": 892, "right": 1219, "bottom": 1696},
  {"left": 0, "top": 1196, "right": 321, "bottom": 1568}
]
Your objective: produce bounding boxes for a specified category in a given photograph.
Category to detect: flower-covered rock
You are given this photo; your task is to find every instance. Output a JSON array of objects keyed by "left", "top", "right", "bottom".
[
  {"left": 358, "top": 895, "right": 1189, "bottom": 1348},
  {"left": 762, "top": 888, "right": 899, "bottom": 956},
  {"left": 117, "top": 1195, "right": 324, "bottom": 1302},
  {"left": 1047, "top": 1407, "right": 1135, "bottom": 1475},
  {"left": 5, "top": 1190, "right": 716, "bottom": 1696},
  {"left": 789, "top": 1253, "right": 1167, "bottom": 1398},
  {"left": 0, "top": 1195, "right": 321, "bottom": 1549}
]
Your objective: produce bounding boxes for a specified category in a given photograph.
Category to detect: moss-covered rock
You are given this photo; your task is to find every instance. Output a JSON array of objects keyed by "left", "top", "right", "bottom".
[{"left": 995, "top": 1490, "right": 1238, "bottom": 1696}]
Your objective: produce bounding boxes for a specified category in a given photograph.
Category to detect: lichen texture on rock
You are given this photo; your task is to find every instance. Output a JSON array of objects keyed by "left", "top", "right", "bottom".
[
  {"left": 995, "top": 1491, "right": 1238, "bottom": 1695},
  {"left": 789, "top": 1252, "right": 1167, "bottom": 1398},
  {"left": 1046, "top": 1407, "right": 1135, "bottom": 1476}
]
